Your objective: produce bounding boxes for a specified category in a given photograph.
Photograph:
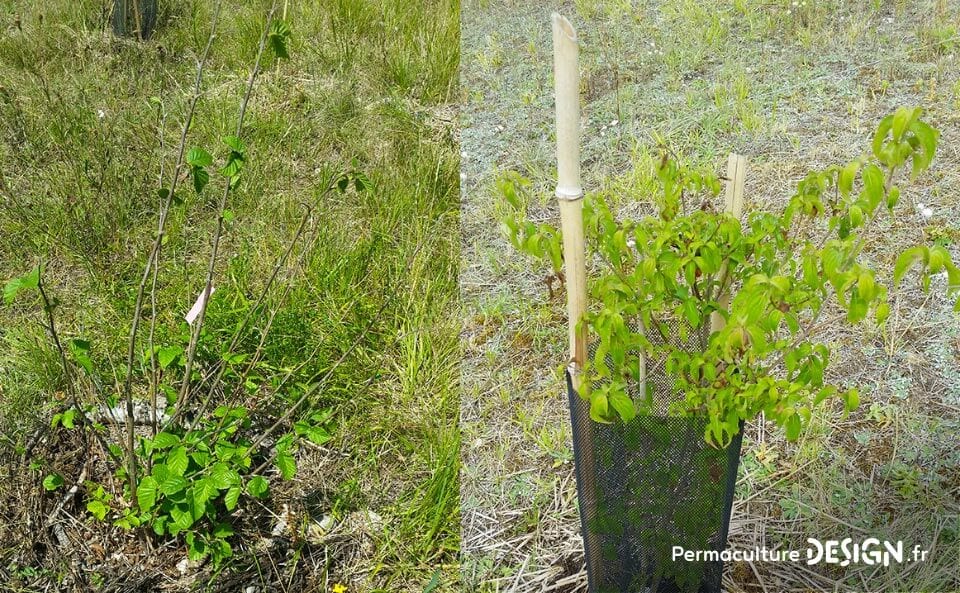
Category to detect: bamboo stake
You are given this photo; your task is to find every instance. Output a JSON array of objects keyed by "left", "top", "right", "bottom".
[
  {"left": 710, "top": 153, "right": 747, "bottom": 333},
  {"left": 553, "top": 13, "right": 587, "bottom": 380},
  {"left": 552, "top": 13, "right": 601, "bottom": 588}
]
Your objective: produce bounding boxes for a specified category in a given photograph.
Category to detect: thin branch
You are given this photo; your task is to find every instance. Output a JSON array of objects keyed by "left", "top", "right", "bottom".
[
  {"left": 175, "top": 1, "right": 279, "bottom": 420},
  {"left": 36, "top": 269, "right": 124, "bottom": 469},
  {"left": 121, "top": 1, "right": 223, "bottom": 503}
]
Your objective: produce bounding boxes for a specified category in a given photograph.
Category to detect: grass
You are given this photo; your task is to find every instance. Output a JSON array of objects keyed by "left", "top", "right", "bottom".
[
  {"left": 461, "top": 0, "right": 960, "bottom": 591},
  {"left": 0, "top": 0, "right": 458, "bottom": 591}
]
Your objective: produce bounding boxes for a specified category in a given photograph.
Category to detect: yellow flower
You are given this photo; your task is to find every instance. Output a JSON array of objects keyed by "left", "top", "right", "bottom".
[{"left": 332, "top": 585, "right": 347, "bottom": 593}]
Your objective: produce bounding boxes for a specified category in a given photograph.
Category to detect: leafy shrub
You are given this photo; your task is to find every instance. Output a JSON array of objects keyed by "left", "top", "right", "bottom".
[{"left": 500, "top": 107, "right": 958, "bottom": 446}]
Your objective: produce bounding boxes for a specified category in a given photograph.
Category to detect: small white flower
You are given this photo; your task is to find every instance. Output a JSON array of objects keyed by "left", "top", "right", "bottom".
[
  {"left": 96, "top": 109, "right": 106, "bottom": 120},
  {"left": 921, "top": 207, "right": 933, "bottom": 218},
  {"left": 917, "top": 202, "right": 925, "bottom": 209}
]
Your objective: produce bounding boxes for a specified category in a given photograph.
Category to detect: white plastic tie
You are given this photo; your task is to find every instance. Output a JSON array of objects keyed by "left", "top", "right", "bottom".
[{"left": 556, "top": 185, "right": 584, "bottom": 201}]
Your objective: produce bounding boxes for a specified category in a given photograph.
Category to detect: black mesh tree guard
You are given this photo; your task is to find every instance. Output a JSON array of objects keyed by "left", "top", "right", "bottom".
[
  {"left": 567, "top": 325, "right": 743, "bottom": 593},
  {"left": 112, "top": 0, "right": 158, "bottom": 40}
]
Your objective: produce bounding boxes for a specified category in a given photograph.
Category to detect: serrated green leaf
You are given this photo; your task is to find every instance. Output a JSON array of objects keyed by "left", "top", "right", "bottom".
[
  {"left": 170, "top": 504, "right": 194, "bottom": 531},
  {"left": 222, "top": 136, "right": 246, "bottom": 153},
  {"left": 276, "top": 451, "right": 296, "bottom": 480},
  {"left": 159, "top": 475, "right": 187, "bottom": 496},
  {"left": 224, "top": 485, "right": 241, "bottom": 511},
  {"left": 192, "top": 166, "right": 209, "bottom": 194},
  {"left": 210, "top": 463, "right": 240, "bottom": 490},
  {"left": 152, "top": 432, "right": 179, "bottom": 450},
  {"left": 247, "top": 475, "right": 269, "bottom": 498},
  {"left": 193, "top": 477, "right": 217, "bottom": 507},
  {"left": 137, "top": 476, "right": 159, "bottom": 510},
  {"left": 167, "top": 446, "right": 189, "bottom": 477},
  {"left": 269, "top": 19, "right": 291, "bottom": 59},
  {"left": 186, "top": 147, "right": 213, "bottom": 167}
]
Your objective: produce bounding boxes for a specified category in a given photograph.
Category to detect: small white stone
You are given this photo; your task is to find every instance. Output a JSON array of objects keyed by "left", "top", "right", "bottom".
[
  {"left": 921, "top": 207, "right": 933, "bottom": 218},
  {"left": 176, "top": 558, "right": 189, "bottom": 575}
]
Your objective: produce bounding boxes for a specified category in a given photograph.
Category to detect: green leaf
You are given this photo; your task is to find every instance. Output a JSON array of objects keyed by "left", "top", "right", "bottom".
[
  {"left": 167, "top": 446, "right": 189, "bottom": 477},
  {"left": 269, "top": 19, "right": 291, "bottom": 59},
  {"left": 872, "top": 114, "right": 894, "bottom": 161},
  {"left": 247, "top": 475, "right": 269, "bottom": 498},
  {"left": 61, "top": 408, "right": 77, "bottom": 429},
  {"left": 838, "top": 161, "right": 859, "bottom": 198},
  {"left": 67, "top": 339, "right": 93, "bottom": 375},
  {"left": 875, "top": 302, "right": 890, "bottom": 324},
  {"left": 212, "top": 522, "right": 234, "bottom": 538},
  {"left": 861, "top": 164, "right": 884, "bottom": 211},
  {"left": 193, "top": 477, "right": 217, "bottom": 507},
  {"left": 4, "top": 266, "right": 40, "bottom": 305},
  {"left": 222, "top": 136, "right": 246, "bottom": 154},
  {"left": 909, "top": 120, "right": 938, "bottom": 174},
  {"left": 170, "top": 504, "right": 194, "bottom": 531},
  {"left": 157, "top": 345, "right": 183, "bottom": 369},
  {"left": 224, "top": 485, "right": 241, "bottom": 511},
  {"left": 891, "top": 107, "right": 918, "bottom": 142},
  {"left": 159, "top": 475, "right": 187, "bottom": 496},
  {"left": 210, "top": 463, "right": 240, "bottom": 490},
  {"left": 192, "top": 166, "right": 209, "bottom": 194},
  {"left": 784, "top": 413, "right": 801, "bottom": 441},
  {"left": 137, "top": 476, "right": 159, "bottom": 510},
  {"left": 608, "top": 391, "right": 636, "bottom": 423},
  {"left": 276, "top": 450, "right": 296, "bottom": 480},
  {"left": 186, "top": 531, "right": 207, "bottom": 561},
  {"left": 220, "top": 156, "right": 243, "bottom": 179},
  {"left": 43, "top": 473, "right": 64, "bottom": 491},
  {"left": 87, "top": 499, "right": 108, "bottom": 521},
  {"left": 186, "top": 147, "right": 213, "bottom": 167},
  {"left": 589, "top": 394, "right": 611, "bottom": 424},
  {"left": 893, "top": 247, "right": 927, "bottom": 286},
  {"left": 152, "top": 432, "right": 180, "bottom": 450},
  {"left": 844, "top": 388, "right": 860, "bottom": 413}
]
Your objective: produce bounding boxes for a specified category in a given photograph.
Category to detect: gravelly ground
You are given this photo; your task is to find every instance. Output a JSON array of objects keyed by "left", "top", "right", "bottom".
[{"left": 460, "top": 1, "right": 960, "bottom": 591}]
